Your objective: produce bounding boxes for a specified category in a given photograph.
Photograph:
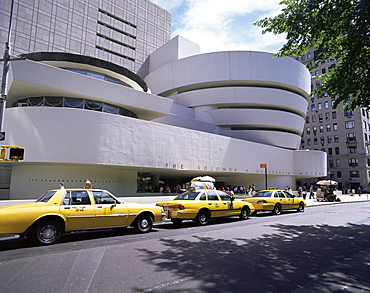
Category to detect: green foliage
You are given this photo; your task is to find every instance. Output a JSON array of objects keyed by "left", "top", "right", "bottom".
[{"left": 255, "top": 0, "right": 370, "bottom": 110}]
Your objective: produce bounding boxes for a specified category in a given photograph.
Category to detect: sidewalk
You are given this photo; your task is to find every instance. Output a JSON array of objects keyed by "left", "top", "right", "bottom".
[
  {"left": 0, "top": 193, "right": 369, "bottom": 207},
  {"left": 304, "top": 192, "right": 370, "bottom": 206}
]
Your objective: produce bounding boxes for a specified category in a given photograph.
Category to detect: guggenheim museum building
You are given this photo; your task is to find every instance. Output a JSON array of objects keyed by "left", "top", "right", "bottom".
[{"left": 0, "top": 0, "right": 326, "bottom": 199}]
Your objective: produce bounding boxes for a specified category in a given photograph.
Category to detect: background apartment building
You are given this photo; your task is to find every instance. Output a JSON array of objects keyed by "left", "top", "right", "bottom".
[
  {"left": 298, "top": 47, "right": 370, "bottom": 192},
  {"left": 0, "top": 0, "right": 171, "bottom": 78}
]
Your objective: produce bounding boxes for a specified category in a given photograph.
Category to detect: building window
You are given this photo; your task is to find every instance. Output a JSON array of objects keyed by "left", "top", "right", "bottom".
[
  {"left": 337, "top": 171, "right": 342, "bottom": 178},
  {"left": 348, "top": 146, "right": 357, "bottom": 153},
  {"left": 311, "top": 104, "right": 316, "bottom": 111},
  {"left": 335, "top": 147, "right": 340, "bottom": 155},
  {"left": 306, "top": 116, "right": 310, "bottom": 123},
  {"left": 346, "top": 133, "right": 356, "bottom": 142},
  {"left": 326, "top": 124, "right": 331, "bottom": 132},
  {"left": 318, "top": 103, "right": 322, "bottom": 110},
  {"left": 349, "top": 171, "right": 360, "bottom": 178},
  {"left": 334, "top": 135, "right": 339, "bottom": 143},
  {"left": 344, "top": 110, "right": 353, "bottom": 117},
  {"left": 313, "top": 126, "right": 317, "bottom": 135},
  {"left": 307, "top": 53, "right": 311, "bottom": 59},
  {"left": 365, "top": 133, "right": 368, "bottom": 142},
  {"left": 12, "top": 97, "right": 138, "bottom": 118},
  {"left": 333, "top": 123, "right": 338, "bottom": 131},
  {"left": 336, "top": 159, "right": 341, "bottom": 167},
  {"left": 306, "top": 127, "right": 311, "bottom": 135},
  {"left": 315, "top": 70, "right": 319, "bottom": 76},
  {"left": 328, "top": 148, "right": 333, "bottom": 155},
  {"left": 348, "top": 158, "right": 358, "bottom": 166},
  {"left": 322, "top": 68, "right": 326, "bottom": 74},
  {"left": 307, "top": 138, "right": 311, "bottom": 146},
  {"left": 314, "top": 138, "right": 318, "bottom": 145},
  {"left": 325, "top": 112, "right": 330, "bottom": 120},
  {"left": 327, "top": 136, "right": 332, "bottom": 143},
  {"left": 364, "top": 121, "right": 367, "bottom": 130},
  {"left": 324, "top": 101, "right": 329, "bottom": 108},
  {"left": 345, "top": 121, "right": 355, "bottom": 129},
  {"left": 319, "top": 114, "right": 323, "bottom": 122},
  {"left": 332, "top": 111, "right": 337, "bottom": 119},
  {"left": 320, "top": 125, "right": 324, "bottom": 133},
  {"left": 329, "top": 159, "right": 333, "bottom": 168},
  {"left": 312, "top": 115, "right": 316, "bottom": 122},
  {"left": 320, "top": 137, "right": 325, "bottom": 145}
]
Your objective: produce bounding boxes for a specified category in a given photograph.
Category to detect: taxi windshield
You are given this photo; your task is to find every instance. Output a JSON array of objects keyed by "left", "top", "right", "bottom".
[
  {"left": 252, "top": 191, "right": 273, "bottom": 198},
  {"left": 174, "top": 191, "right": 200, "bottom": 200},
  {"left": 36, "top": 191, "right": 57, "bottom": 203}
]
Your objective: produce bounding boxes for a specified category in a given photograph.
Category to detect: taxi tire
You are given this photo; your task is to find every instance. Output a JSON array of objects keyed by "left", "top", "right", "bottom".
[
  {"left": 297, "top": 202, "right": 305, "bottom": 212},
  {"left": 133, "top": 214, "right": 153, "bottom": 233},
  {"left": 195, "top": 210, "right": 210, "bottom": 226},
  {"left": 31, "top": 219, "right": 62, "bottom": 245},
  {"left": 273, "top": 204, "right": 282, "bottom": 215},
  {"left": 239, "top": 206, "right": 250, "bottom": 220},
  {"left": 171, "top": 219, "right": 183, "bottom": 226}
]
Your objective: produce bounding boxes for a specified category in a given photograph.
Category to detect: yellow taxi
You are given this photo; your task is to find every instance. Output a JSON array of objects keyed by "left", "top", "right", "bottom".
[
  {"left": 0, "top": 189, "right": 164, "bottom": 245},
  {"left": 156, "top": 189, "right": 255, "bottom": 226},
  {"left": 241, "top": 189, "right": 306, "bottom": 215}
]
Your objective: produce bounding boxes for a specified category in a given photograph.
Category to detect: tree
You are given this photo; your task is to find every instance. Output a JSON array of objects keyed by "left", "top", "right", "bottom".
[{"left": 254, "top": 0, "right": 370, "bottom": 110}]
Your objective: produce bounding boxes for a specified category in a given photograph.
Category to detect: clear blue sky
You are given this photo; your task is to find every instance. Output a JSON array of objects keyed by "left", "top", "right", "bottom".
[{"left": 151, "top": 0, "right": 287, "bottom": 54}]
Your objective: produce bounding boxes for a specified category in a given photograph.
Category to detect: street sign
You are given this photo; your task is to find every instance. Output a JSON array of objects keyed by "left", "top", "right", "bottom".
[
  {"left": 0, "top": 132, "right": 5, "bottom": 141},
  {"left": 260, "top": 164, "right": 267, "bottom": 168}
]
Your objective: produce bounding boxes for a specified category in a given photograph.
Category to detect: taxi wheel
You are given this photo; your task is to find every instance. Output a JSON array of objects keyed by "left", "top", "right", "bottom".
[
  {"left": 195, "top": 210, "right": 210, "bottom": 226},
  {"left": 239, "top": 206, "right": 250, "bottom": 220},
  {"left": 297, "top": 202, "right": 305, "bottom": 212},
  {"left": 133, "top": 214, "right": 153, "bottom": 233},
  {"left": 31, "top": 219, "right": 62, "bottom": 245},
  {"left": 171, "top": 219, "right": 183, "bottom": 226},
  {"left": 273, "top": 204, "right": 282, "bottom": 215}
]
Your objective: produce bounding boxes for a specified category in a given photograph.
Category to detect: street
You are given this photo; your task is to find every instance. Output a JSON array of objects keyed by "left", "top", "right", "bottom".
[{"left": 1, "top": 202, "right": 370, "bottom": 293}]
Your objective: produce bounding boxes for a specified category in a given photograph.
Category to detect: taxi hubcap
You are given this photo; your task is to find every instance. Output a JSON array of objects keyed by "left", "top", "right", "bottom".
[
  {"left": 40, "top": 225, "right": 57, "bottom": 241},
  {"left": 140, "top": 219, "right": 149, "bottom": 228}
]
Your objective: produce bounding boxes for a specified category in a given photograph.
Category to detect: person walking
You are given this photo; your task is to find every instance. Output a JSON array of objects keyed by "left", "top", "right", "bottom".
[{"left": 309, "top": 185, "right": 315, "bottom": 199}]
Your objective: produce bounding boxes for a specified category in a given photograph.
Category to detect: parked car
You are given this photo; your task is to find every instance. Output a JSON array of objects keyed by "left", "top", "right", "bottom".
[
  {"left": 242, "top": 189, "right": 306, "bottom": 215},
  {"left": 0, "top": 189, "right": 165, "bottom": 245},
  {"left": 156, "top": 189, "right": 255, "bottom": 226}
]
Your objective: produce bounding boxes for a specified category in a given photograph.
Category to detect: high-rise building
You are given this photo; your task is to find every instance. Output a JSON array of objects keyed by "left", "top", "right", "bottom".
[
  {"left": 0, "top": 0, "right": 171, "bottom": 77},
  {"left": 298, "top": 47, "right": 370, "bottom": 192}
]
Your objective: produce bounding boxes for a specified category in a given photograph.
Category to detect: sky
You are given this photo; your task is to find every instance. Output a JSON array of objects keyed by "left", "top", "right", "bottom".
[{"left": 150, "top": 0, "right": 287, "bottom": 54}]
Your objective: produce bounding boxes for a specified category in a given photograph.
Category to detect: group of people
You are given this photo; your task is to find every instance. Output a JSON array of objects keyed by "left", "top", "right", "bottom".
[
  {"left": 294, "top": 185, "right": 316, "bottom": 200},
  {"left": 221, "top": 185, "right": 256, "bottom": 196}
]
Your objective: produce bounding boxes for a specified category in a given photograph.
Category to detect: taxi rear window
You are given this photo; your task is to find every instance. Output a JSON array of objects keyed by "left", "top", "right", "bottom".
[
  {"left": 36, "top": 191, "right": 57, "bottom": 203},
  {"left": 174, "top": 191, "right": 200, "bottom": 200}
]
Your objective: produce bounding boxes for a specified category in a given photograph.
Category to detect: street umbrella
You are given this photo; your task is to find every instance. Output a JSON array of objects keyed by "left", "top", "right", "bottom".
[
  {"left": 316, "top": 180, "right": 338, "bottom": 186},
  {"left": 191, "top": 176, "right": 216, "bottom": 182}
]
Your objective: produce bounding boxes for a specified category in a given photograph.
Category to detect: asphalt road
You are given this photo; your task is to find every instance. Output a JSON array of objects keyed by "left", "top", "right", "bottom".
[{"left": 1, "top": 203, "right": 370, "bottom": 293}]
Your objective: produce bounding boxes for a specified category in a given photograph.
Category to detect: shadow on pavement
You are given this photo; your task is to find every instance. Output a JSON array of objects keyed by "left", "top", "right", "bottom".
[{"left": 135, "top": 223, "right": 370, "bottom": 292}]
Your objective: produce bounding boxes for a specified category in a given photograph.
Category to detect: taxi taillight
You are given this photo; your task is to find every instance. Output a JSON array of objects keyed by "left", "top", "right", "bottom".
[
  {"left": 168, "top": 205, "right": 185, "bottom": 210},
  {"left": 257, "top": 200, "right": 267, "bottom": 204}
]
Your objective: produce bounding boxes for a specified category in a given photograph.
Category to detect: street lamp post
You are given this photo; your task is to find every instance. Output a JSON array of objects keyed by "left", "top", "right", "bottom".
[{"left": 0, "top": 0, "right": 15, "bottom": 141}]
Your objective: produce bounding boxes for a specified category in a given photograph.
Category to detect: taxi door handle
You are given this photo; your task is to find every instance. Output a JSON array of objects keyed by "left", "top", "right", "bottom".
[{"left": 208, "top": 203, "right": 212, "bottom": 205}]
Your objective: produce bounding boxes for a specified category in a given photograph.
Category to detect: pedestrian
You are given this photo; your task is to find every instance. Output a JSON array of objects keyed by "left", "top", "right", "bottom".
[
  {"left": 358, "top": 187, "right": 362, "bottom": 196},
  {"left": 298, "top": 185, "right": 302, "bottom": 197},
  {"left": 59, "top": 182, "right": 65, "bottom": 189},
  {"left": 302, "top": 185, "right": 307, "bottom": 200},
  {"left": 84, "top": 179, "right": 93, "bottom": 189},
  {"left": 309, "top": 185, "right": 315, "bottom": 199}
]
